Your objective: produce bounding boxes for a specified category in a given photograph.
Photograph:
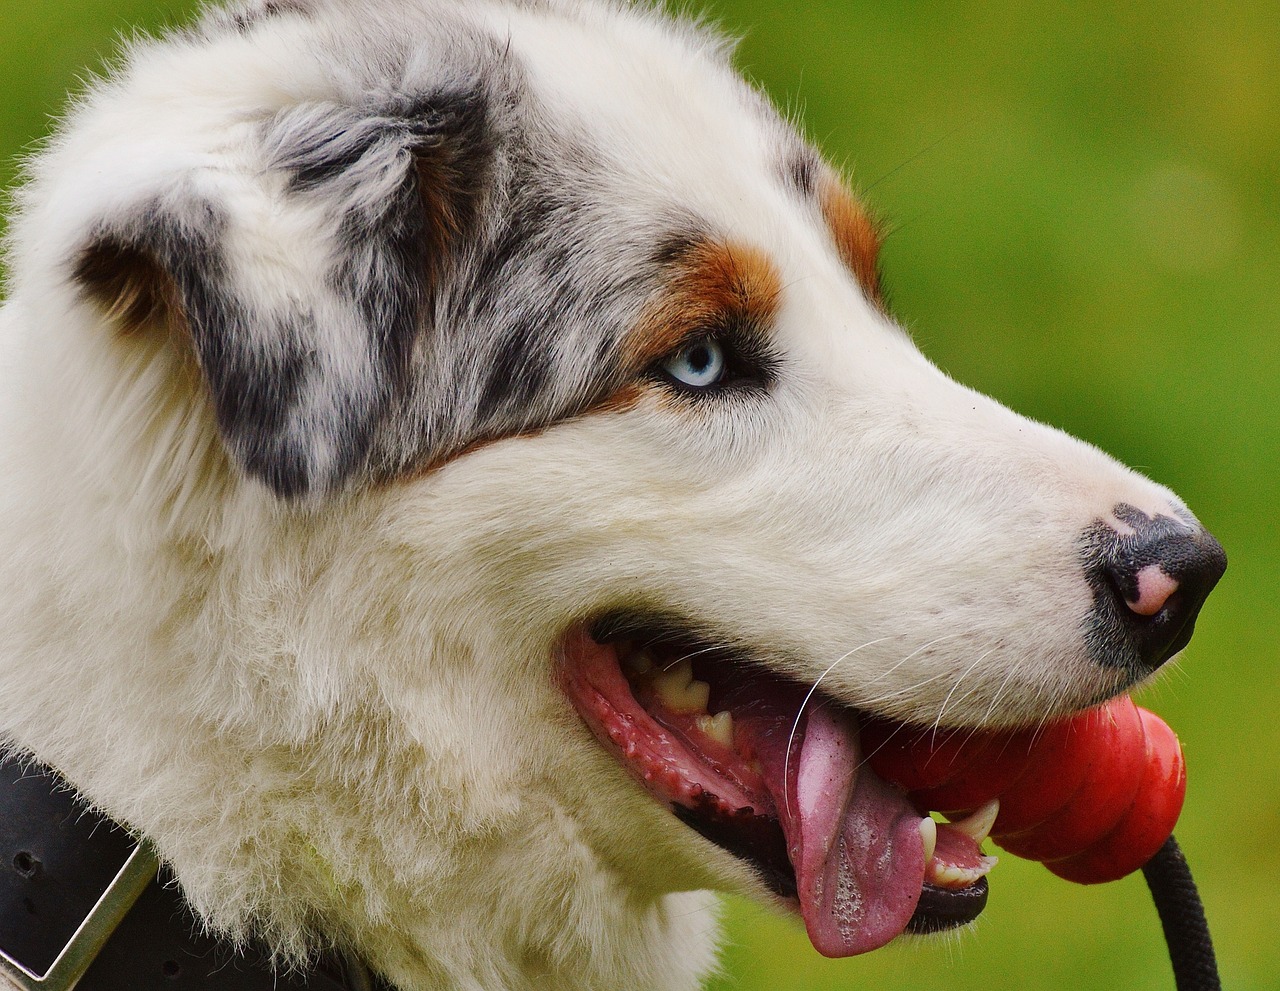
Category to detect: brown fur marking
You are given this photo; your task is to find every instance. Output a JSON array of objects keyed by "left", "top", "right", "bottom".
[
  {"left": 818, "top": 176, "right": 883, "bottom": 306},
  {"left": 625, "top": 239, "right": 782, "bottom": 372}
]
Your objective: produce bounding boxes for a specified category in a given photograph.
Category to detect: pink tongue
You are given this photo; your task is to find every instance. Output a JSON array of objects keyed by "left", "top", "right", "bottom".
[{"left": 762, "top": 705, "right": 927, "bottom": 956}]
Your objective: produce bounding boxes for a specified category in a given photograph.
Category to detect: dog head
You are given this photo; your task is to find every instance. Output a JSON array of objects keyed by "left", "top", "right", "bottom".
[{"left": 0, "top": 0, "right": 1224, "bottom": 987}]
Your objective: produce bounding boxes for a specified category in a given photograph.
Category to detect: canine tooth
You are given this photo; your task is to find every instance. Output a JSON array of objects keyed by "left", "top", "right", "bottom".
[
  {"left": 652, "top": 661, "right": 710, "bottom": 713},
  {"left": 696, "top": 711, "right": 734, "bottom": 747},
  {"left": 948, "top": 799, "right": 1000, "bottom": 845},
  {"left": 919, "top": 816, "right": 937, "bottom": 865}
]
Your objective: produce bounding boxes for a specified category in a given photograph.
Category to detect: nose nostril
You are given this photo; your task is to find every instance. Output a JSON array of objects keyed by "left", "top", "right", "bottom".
[
  {"left": 1125, "top": 564, "right": 1180, "bottom": 618},
  {"left": 1086, "top": 507, "right": 1227, "bottom": 674}
]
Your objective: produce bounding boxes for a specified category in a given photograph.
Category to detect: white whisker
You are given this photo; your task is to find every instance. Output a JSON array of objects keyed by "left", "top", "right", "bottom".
[
  {"left": 661, "top": 640, "right": 731, "bottom": 672},
  {"left": 856, "top": 669, "right": 953, "bottom": 709},
  {"left": 860, "top": 632, "right": 968, "bottom": 687},
  {"left": 931, "top": 645, "right": 998, "bottom": 736},
  {"left": 977, "top": 649, "right": 1028, "bottom": 725},
  {"left": 781, "top": 637, "right": 890, "bottom": 819}
]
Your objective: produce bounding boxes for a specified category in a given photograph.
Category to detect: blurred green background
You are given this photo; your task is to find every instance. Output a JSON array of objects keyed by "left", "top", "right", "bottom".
[{"left": 1, "top": 2, "right": 1275, "bottom": 990}]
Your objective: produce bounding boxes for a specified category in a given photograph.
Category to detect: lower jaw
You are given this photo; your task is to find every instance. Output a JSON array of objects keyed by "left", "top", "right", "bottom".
[{"left": 907, "top": 878, "right": 990, "bottom": 933}]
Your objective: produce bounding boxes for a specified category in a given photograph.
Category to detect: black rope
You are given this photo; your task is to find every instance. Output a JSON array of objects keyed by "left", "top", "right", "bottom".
[{"left": 1143, "top": 834, "right": 1222, "bottom": 991}]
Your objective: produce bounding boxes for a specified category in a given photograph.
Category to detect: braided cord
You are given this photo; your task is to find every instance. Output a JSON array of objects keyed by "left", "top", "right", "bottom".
[{"left": 1143, "top": 835, "right": 1222, "bottom": 991}]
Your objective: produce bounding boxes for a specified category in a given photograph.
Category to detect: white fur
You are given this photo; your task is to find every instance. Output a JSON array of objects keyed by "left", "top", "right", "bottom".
[{"left": 0, "top": 2, "right": 1194, "bottom": 989}]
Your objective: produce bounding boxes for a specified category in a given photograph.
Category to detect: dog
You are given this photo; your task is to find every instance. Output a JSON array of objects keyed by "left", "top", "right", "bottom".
[{"left": 0, "top": 1, "right": 1226, "bottom": 989}]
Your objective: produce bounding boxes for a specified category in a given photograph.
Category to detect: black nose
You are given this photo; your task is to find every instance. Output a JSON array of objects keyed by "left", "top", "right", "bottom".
[{"left": 1084, "top": 504, "right": 1227, "bottom": 673}]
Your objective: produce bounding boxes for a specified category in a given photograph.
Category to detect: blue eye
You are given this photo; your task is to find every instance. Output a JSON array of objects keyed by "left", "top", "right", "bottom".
[{"left": 661, "top": 338, "right": 726, "bottom": 388}]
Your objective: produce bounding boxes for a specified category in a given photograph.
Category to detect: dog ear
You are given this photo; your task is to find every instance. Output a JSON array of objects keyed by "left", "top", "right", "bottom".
[{"left": 72, "top": 94, "right": 488, "bottom": 498}]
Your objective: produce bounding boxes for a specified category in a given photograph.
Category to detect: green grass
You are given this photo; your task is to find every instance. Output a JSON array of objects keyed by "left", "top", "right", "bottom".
[{"left": 3, "top": 2, "right": 1276, "bottom": 989}]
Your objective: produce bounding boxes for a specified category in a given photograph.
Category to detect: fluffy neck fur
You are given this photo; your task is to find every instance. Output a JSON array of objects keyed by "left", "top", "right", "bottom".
[{"left": 0, "top": 297, "right": 724, "bottom": 990}]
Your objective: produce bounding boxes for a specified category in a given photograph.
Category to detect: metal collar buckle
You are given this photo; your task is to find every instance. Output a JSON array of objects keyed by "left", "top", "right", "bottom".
[{"left": 0, "top": 841, "right": 158, "bottom": 991}]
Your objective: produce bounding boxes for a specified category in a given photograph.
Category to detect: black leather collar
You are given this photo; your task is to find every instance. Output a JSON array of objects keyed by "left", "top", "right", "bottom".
[{"left": 0, "top": 754, "right": 386, "bottom": 990}]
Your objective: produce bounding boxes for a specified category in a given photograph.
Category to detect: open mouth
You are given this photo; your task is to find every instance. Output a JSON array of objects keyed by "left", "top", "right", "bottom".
[{"left": 560, "top": 617, "right": 999, "bottom": 958}]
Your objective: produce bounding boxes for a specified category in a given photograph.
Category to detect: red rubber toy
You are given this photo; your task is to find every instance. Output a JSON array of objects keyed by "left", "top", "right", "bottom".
[{"left": 863, "top": 696, "right": 1187, "bottom": 884}]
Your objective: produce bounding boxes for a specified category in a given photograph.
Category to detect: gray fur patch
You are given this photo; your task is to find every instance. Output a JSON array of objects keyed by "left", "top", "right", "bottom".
[{"left": 71, "top": 1, "right": 794, "bottom": 497}]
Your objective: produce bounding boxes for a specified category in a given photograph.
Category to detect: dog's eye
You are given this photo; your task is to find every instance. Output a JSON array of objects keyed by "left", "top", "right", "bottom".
[{"left": 660, "top": 338, "right": 726, "bottom": 389}]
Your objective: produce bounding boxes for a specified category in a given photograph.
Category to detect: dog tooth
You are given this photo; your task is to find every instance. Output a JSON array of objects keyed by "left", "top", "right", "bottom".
[
  {"left": 932, "top": 864, "right": 966, "bottom": 887},
  {"left": 622, "top": 647, "right": 655, "bottom": 675},
  {"left": 696, "top": 711, "right": 734, "bottom": 747},
  {"left": 659, "top": 678, "right": 710, "bottom": 715},
  {"left": 652, "top": 661, "right": 710, "bottom": 713},
  {"left": 658, "top": 658, "right": 693, "bottom": 687},
  {"left": 919, "top": 816, "right": 937, "bottom": 865},
  {"left": 931, "top": 854, "right": 999, "bottom": 890},
  {"left": 948, "top": 798, "right": 1000, "bottom": 845},
  {"left": 685, "top": 679, "right": 711, "bottom": 712}
]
